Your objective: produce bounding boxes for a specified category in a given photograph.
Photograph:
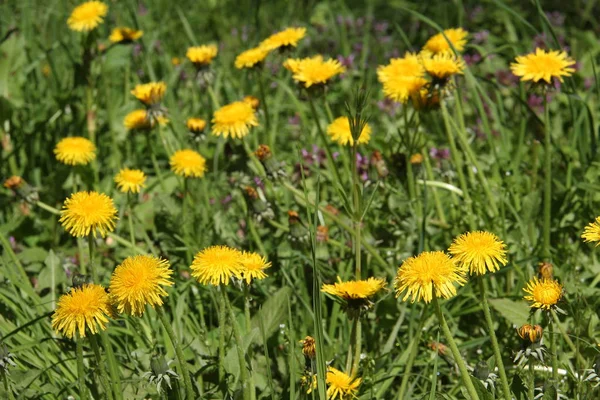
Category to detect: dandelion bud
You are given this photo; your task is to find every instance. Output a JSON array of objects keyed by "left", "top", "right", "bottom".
[
  {"left": 244, "top": 186, "right": 274, "bottom": 222},
  {"left": 255, "top": 144, "right": 272, "bottom": 161},
  {"left": 300, "top": 336, "right": 316, "bottom": 359},
  {"left": 4, "top": 176, "right": 39, "bottom": 203},
  {"left": 3, "top": 176, "right": 23, "bottom": 190},
  {"left": 288, "top": 210, "right": 301, "bottom": 225},
  {"left": 371, "top": 151, "right": 389, "bottom": 178},
  {"left": 473, "top": 361, "right": 490, "bottom": 381},
  {"left": 409, "top": 153, "right": 424, "bottom": 165},
  {"left": 316, "top": 225, "right": 329, "bottom": 243},
  {"left": 517, "top": 324, "right": 543, "bottom": 343},
  {"left": 244, "top": 95, "right": 260, "bottom": 110},
  {"left": 255, "top": 144, "right": 286, "bottom": 179},
  {"left": 428, "top": 341, "right": 448, "bottom": 356},
  {"left": 538, "top": 262, "right": 553, "bottom": 280},
  {"left": 288, "top": 211, "right": 309, "bottom": 244},
  {"left": 145, "top": 355, "right": 178, "bottom": 393}
]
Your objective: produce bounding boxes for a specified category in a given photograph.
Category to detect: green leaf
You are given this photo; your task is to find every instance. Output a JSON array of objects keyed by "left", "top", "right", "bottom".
[
  {"left": 488, "top": 298, "right": 530, "bottom": 326},
  {"left": 470, "top": 376, "right": 494, "bottom": 400}
]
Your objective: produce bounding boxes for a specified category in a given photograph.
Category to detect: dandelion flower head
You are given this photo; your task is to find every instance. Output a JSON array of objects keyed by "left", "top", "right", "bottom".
[
  {"left": 211, "top": 101, "right": 259, "bottom": 139},
  {"left": 422, "top": 52, "right": 465, "bottom": 80},
  {"left": 169, "top": 149, "right": 206, "bottom": 178},
  {"left": 109, "top": 27, "right": 143, "bottom": 43},
  {"left": 67, "top": 1, "right": 108, "bottom": 32},
  {"left": 190, "top": 245, "right": 244, "bottom": 286},
  {"left": 186, "top": 118, "right": 207, "bottom": 133},
  {"left": 291, "top": 55, "right": 346, "bottom": 88},
  {"left": 59, "top": 191, "right": 118, "bottom": 238},
  {"left": 511, "top": 48, "right": 576, "bottom": 84},
  {"left": 326, "top": 367, "right": 361, "bottom": 400},
  {"left": 52, "top": 284, "right": 111, "bottom": 338},
  {"left": 54, "top": 137, "right": 96, "bottom": 166},
  {"left": 395, "top": 251, "right": 467, "bottom": 303},
  {"left": 109, "top": 255, "right": 173, "bottom": 316},
  {"left": 423, "top": 28, "right": 468, "bottom": 54},
  {"left": 327, "top": 116, "right": 372, "bottom": 146},
  {"left": 322, "top": 277, "right": 386, "bottom": 301},
  {"left": 114, "top": 168, "right": 146, "bottom": 193},
  {"left": 124, "top": 110, "right": 167, "bottom": 130},
  {"left": 260, "top": 27, "right": 307, "bottom": 51},
  {"left": 449, "top": 231, "right": 508, "bottom": 275},
  {"left": 186, "top": 45, "right": 218, "bottom": 66},
  {"left": 523, "top": 277, "right": 563, "bottom": 310},
  {"left": 131, "top": 82, "right": 167, "bottom": 106},
  {"left": 582, "top": 216, "right": 600, "bottom": 245},
  {"left": 240, "top": 251, "right": 271, "bottom": 284},
  {"left": 235, "top": 46, "right": 270, "bottom": 69}
]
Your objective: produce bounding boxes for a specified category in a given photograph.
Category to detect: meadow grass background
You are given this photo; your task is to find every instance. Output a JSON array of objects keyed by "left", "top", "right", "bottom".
[{"left": 2, "top": 0, "right": 600, "bottom": 399}]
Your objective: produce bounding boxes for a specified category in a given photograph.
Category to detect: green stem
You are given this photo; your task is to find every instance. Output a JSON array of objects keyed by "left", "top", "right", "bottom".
[
  {"left": 432, "top": 295, "right": 480, "bottom": 400},
  {"left": 351, "top": 144, "right": 362, "bottom": 279},
  {"left": 243, "top": 285, "right": 256, "bottom": 400},
  {"left": 146, "top": 134, "right": 167, "bottom": 192},
  {"left": 549, "top": 315, "right": 559, "bottom": 382},
  {"left": 89, "top": 335, "right": 114, "bottom": 400},
  {"left": 156, "top": 306, "right": 195, "bottom": 400},
  {"left": 397, "top": 304, "right": 428, "bottom": 400},
  {"left": 222, "top": 287, "right": 250, "bottom": 400},
  {"left": 100, "top": 331, "right": 122, "bottom": 400},
  {"left": 88, "top": 235, "right": 97, "bottom": 284},
  {"left": 550, "top": 310, "right": 586, "bottom": 366},
  {"left": 350, "top": 318, "right": 362, "bottom": 378},
  {"left": 307, "top": 96, "right": 343, "bottom": 185},
  {"left": 422, "top": 151, "right": 447, "bottom": 225},
  {"left": 440, "top": 101, "right": 476, "bottom": 229},
  {"left": 76, "top": 335, "right": 88, "bottom": 400},
  {"left": 217, "top": 289, "right": 226, "bottom": 383},
  {"left": 2, "top": 371, "right": 15, "bottom": 400},
  {"left": 528, "top": 357, "right": 535, "bottom": 399},
  {"left": 257, "top": 71, "right": 271, "bottom": 138},
  {"left": 542, "top": 94, "right": 551, "bottom": 260},
  {"left": 127, "top": 194, "right": 136, "bottom": 247},
  {"left": 478, "top": 279, "right": 511, "bottom": 399}
]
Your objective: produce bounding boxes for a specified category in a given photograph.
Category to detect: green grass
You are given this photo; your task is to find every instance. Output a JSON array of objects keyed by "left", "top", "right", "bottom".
[{"left": 2, "top": 0, "right": 600, "bottom": 399}]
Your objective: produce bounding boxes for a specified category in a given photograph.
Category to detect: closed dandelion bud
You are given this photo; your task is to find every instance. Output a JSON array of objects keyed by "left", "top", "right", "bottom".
[
  {"left": 144, "top": 355, "right": 178, "bottom": 393},
  {"left": 300, "top": 336, "right": 316, "bottom": 359},
  {"left": 316, "top": 225, "right": 329, "bottom": 243},
  {"left": 3, "top": 176, "right": 39, "bottom": 203},
  {"left": 186, "top": 118, "right": 207, "bottom": 143},
  {"left": 244, "top": 186, "right": 274, "bottom": 222},
  {"left": 428, "top": 341, "right": 448, "bottom": 356},
  {"left": 243, "top": 95, "right": 260, "bottom": 110},
  {"left": 370, "top": 150, "right": 389, "bottom": 178},
  {"left": 0, "top": 342, "right": 16, "bottom": 374},
  {"left": 255, "top": 144, "right": 286, "bottom": 179},
  {"left": 517, "top": 324, "right": 543, "bottom": 343},
  {"left": 538, "top": 262, "right": 553, "bottom": 280},
  {"left": 71, "top": 273, "right": 90, "bottom": 288},
  {"left": 474, "top": 361, "right": 490, "bottom": 381},
  {"left": 409, "top": 153, "right": 423, "bottom": 165},
  {"left": 288, "top": 211, "right": 309, "bottom": 243}
]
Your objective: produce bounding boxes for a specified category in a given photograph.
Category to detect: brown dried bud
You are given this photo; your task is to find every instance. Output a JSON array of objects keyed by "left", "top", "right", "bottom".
[
  {"left": 3, "top": 176, "right": 24, "bottom": 190},
  {"left": 428, "top": 341, "right": 448, "bottom": 356},
  {"left": 316, "top": 225, "right": 329, "bottom": 243},
  {"left": 538, "top": 262, "right": 553, "bottom": 280},
  {"left": 288, "top": 210, "right": 300, "bottom": 224},
  {"left": 244, "top": 186, "right": 258, "bottom": 199},
  {"left": 300, "top": 336, "right": 316, "bottom": 359},
  {"left": 255, "top": 144, "right": 272, "bottom": 161},
  {"left": 244, "top": 95, "right": 260, "bottom": 110},
  {"left": 409, "top": 153, "right": 424, "bottom": 165},
  {"left": 324, "top": 204, "right": 340, "bottom": 216}
]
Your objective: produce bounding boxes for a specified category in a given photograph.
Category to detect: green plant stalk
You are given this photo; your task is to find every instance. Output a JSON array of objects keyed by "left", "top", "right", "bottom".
[
  {"left": 550, "top": 310, "right": 586, "bottom": 366},
  {"left": 350, "top": 319, "right": 362, "bottom": 378},
  {"left": 100, "top": 331, "right": 122, "bottom": 400},
  {"left": 127, "top": 193, "right": 136, "bottom": 247},
  {"left": 146, "top": 134, "right": 167, "bottom": 192},
  {"left": 549, "top": 316, "right": 559, "bottom": 382},
  {"left": 542, "top": 94, "right": 551, "bottom": 260},
  {"left": 528, "top": 357, "right": 535, "bottom": 399},
  {"left": 2, "top": 371, "right": 15, "bottom": 400},
  {"left": 397, "top": 304, "right": 428, "bottom": 400},
  {"left": 156, "top": 306, "right": 195, "bottom": 400},
  {"left": 88, "top": 235, "right": 98, "bottom": 284},
  {"left": 243, "top": 285, "right": 257, "bottom": 400},
  {"left": 307, "top": 96, "right": 344, "bottom": 185},
  {"left": 478, "top": 279, "right": 511, "bottom": 399},
  {"left": 440, "top": 101, "right": 476, "bottom": 229},
  {"left": 222, "top": 288, "right": 251, "bottom": 400},
  {"left": 181, "top": 178, "right": 192, "bottom": 264},
  {"left": 89, "top": 335, "right": 114, "bottom": 400},
  {"left": 257, "top": 70, "right": 271, "bottom": 141},
  {"left": 76, "top": 335, "right": 88, "bottom": 400},
  {"left": 216, "top": 289, "right": 226, "bottom": 383},
  {"left": 432, "top": 295, "right": 480, "bottom": 400},
  {"left": 422, "top": 151, "right": 447, "bottom": 225}
]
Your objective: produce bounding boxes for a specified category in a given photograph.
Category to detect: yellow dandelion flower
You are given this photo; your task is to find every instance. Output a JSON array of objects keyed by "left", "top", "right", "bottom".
[
  {"left": 109, "top": 27, "right": 143, "bottom": 43},
  {"left": 54, "top": 137, "right": 96, "bottom": 166},
  {"left": 260, "top": 27, "right": 307, "bottom": 51},
  {"left": 327, "top": 116, "right": 371, "bottom": 146},
  {"left": 52, "top": 284, "right": 111, "bottom": 338},
  {"left": 235, "top": 46, "right": 270, "bottom": 69},
  {"left": 283, "top": 58, "right": 302, "bottom": 74},
  {"left": 382, "top": 76, "right": 428, "bottom": 104},
  {"left": 240, "top": 251, "right": 271, "bottom": 284},
  {"left": 291, "top": 55, "right": 345, "bottom": 88},
  {"left": 523, "top": 277, "right": 563, "bottom": 310},
  {"left": 114, "top": 168, "right": 146, "bottom": 194},
  {"left": 172, "top": 57, "right": 181, "bottom": 66},
  {"left": 67, "top": 1, "right": 108, "bottom": 32},
  {"left": 422, "top": 52, "right": 465, "bottom": 80},
  {"left": 377, "top": 52, "right": 424, "bottom": 83},
  {"left": 186, "top": 45, "right": 218, "bottom": 66},
  {"left": 582, "top": 217, "right": 600, "bottom": 245},
  {"left": 190, "top": 245, "right": 244, "bottom": 286},
  {"left": 322, "top": 277, "right": 386, "bottom": 300},
  {"left": 510, "top": 48, "right": 576, "bottom": 84},
  {"left": 131, "top": 82, "right": 166, "bottom": 106},
  {"left": 423, "top": 28, "right": 469, "bottom": 54},
  {"left": 243, "top": 95, "right": 260, "bottom": 110},
  {"left": 211, "top": 101, "right": 259, "bottom": 139},
  {"left": 448, "top": 231, "right": 508, "bottom": 275},
  {"left": 395, "top": 251, "right": 467, "bottom": 303},
  {"left": 326, "top": 367, "right": 361, "bottom": 400},
  {"left": 169, "top": 149, "right": 207, "bottom": 178},
  {"left": 109, "top": 255, "right": 173, "bottom": 316},
  {"left": 186, "top": 118, "right": 207, "bottom": 133},
  {"left": 59, "top": 191, "right": 118, "bottom": 238},
  {"left": 123, "top": 110, "right": 168, "bottom": 130}
]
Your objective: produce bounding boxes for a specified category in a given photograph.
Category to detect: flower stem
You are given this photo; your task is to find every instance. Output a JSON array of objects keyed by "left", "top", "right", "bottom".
[
  {"left": 222, "top": 287, "right": 251, "bottom": 400},
  {"left": 350, "top": 318, "right": 362, "bottom": 378},
  {"left": 548, "top": 315, "right": 559, "bottom": 382},
  {"left": 88, "top": 234, "right": 98, "bottom": 284},
  {"left": 478, "top": 279, "right": 511, "bottom": 399},
  {"left": 550, "top": 309, "right": 586, "bottom": 366},
  {"left": 398, "top": 304, "right": 428, "bottom": 400},
  {"left": 76, "top": 335, "right": 88, "bottom": 400},
  {"left": 156, "top": 306, "right": 195, "bottom": 400},
  {"left": 257, "top": 71, "right": 271, "bottom": 138},
  {"left": 146, "top": 134, "right": 167, "bottom": 192},
  {"left": 89, "top": 335, "right": 114, "bottom": 400},
  {"left": 542, "top": 93, "right": 551, "bottom": 260},
  {"left": 216, "top": 288, "right": 226, "bottom": 383},
  {"left": 100, "top": 331, "right": 123, "bottom": 400},
  {"left": 307, "top": 96, "right": 343, "bottom": 186},
  {"left": 127, "top": 193, "right": 136, "bottom": 247},
  {"left": 528, "top": 357, "right": 535, "bottom": 399},
  {"left": 432, "top": 294, "right": 480, "bottom": 400}
]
